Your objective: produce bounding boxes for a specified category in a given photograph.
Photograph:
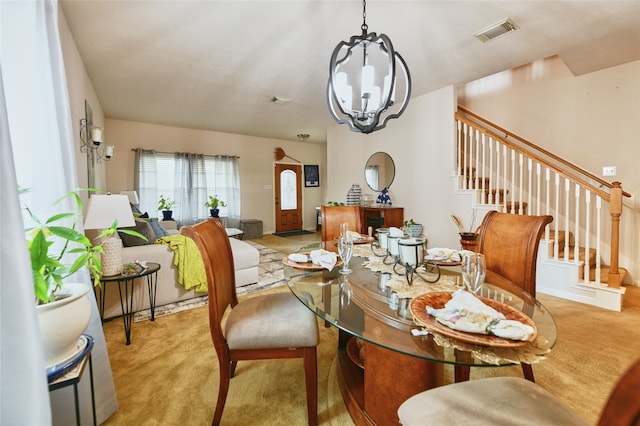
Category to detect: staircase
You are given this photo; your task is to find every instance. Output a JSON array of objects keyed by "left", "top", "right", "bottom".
[{"left": 454, "top": 106, "right": 631, "bottom": 311}]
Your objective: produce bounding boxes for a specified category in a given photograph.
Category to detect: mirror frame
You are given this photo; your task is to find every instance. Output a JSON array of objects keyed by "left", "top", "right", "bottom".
[{"left": 364, "top": 151, "right": 395, "bottom": 192}]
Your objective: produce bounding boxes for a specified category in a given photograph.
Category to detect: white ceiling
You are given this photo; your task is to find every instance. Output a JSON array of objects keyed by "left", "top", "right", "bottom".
[{"left": 60, "top": 1, "right": 640, "bottom": 144}]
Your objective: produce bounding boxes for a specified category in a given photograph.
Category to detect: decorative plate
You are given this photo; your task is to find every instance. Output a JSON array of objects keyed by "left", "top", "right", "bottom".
[
  {"left": 353, "top": 236, "right": 374, "bottom": 244},
  {"left": 282, "top": 253, "right": 343, "bottom": 271},
  {"left": 425, "top": 258, "right": 462, "bottom": 266},
  {"left": 410, "top": 292, "right": 537, "bottom": 348}
]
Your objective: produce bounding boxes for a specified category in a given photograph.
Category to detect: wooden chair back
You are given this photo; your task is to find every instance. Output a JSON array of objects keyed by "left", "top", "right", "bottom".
[
  {"left": 476, "top": 210, "right": 553, "bottom": 297},
  {"left": 598, "top": 357, "right": 640, "bottom": 425},
  {"left": 180, "top": 218, "right": 237, "bottom": 353},
  {"left": 320, "top": 205, "right": 361, "bottom": 242}
]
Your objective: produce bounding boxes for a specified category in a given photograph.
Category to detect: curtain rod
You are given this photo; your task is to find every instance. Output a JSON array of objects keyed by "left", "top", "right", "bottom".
[{"left": 130, "top": 148, "right": 239, "bottom": 158}]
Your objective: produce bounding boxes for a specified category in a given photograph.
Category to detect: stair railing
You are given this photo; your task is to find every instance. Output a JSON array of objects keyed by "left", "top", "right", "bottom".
[{"left": 455, "top": 106, "right": 630, "bottom": 288}]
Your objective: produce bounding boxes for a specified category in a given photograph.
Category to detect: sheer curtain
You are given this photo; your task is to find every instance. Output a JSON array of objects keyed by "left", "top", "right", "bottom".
[
  {"left": 210, "top": 155, "right": 241, "bottom": 228},
  {"left": 136, "top": 148, "right": 159, "bottom": 215},
  {"left": 174, "top": 152, "right": 207, "bottom": 226},
  {"left": 1, "top": 1, "right": 117, "bottom": 424}
]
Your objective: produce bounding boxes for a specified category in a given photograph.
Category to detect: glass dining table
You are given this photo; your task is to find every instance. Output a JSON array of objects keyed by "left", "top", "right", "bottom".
[{"left": 284, "top": 242, "right": 558, "bottom": 426}]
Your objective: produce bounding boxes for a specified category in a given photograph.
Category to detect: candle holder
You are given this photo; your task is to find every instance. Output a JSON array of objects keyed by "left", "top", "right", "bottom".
[
  {"left": 371, "top": 227, "right": 390, "bottom": 258},
  {"left": 395, "top": 238, "right": 441, "bottom": 284},
  {"left": 385, "top": 233, "right": 403, "bottom": 265}
]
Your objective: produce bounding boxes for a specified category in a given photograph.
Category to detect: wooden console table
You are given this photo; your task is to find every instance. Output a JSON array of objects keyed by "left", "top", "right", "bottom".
[{"left": 359, "top": 206, "right": 404, "bottom": 234}]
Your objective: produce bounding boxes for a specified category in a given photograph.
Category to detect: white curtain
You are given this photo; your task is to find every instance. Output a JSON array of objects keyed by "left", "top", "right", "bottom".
[
  {"left": 174, "top": 152, "right": 207, "bottom": 226},
  {"left": 211, "top": 155, "right": 241, "bottom": 228},
  {"left": 1, "top": 1, "right": 117, "bottom": 424}
]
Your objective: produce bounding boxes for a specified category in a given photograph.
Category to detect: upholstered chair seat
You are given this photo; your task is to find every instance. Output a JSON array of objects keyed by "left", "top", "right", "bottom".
[
  {"left": 225, "top": 291, "right": 318, "bottom": 350},
  {"left": 398, "top": 377, "right": 589, "bottom": 426}
]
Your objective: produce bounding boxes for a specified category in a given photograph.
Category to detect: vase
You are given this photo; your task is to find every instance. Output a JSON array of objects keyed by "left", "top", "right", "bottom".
[
  {"left": 162, "top": 210, "right": 173, "bottom": 220},
  {"left": 36, "top": 282, "right": 92, "bottom": 368},
  {"left": 459, "top": 232, "right": 479, "bottom": 252},
  {"left": 409, "top": 224, "right": 423, "bottom": 237},
  {"left": 210, "top": 208, "right": 220, "bottom": 218}
]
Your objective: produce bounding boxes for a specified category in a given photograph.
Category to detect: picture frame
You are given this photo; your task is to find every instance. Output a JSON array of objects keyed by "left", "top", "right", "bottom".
[{"left": 304, "top": 164, "right": 319, "bottom": 187}]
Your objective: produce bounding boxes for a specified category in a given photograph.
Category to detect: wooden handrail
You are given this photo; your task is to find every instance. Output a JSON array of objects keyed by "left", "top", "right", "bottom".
[{"left": 457, "top": 106, "right": 631, "bottom": 199}]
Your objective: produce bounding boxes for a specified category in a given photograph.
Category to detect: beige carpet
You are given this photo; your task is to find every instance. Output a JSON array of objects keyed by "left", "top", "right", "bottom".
[{"left": 101, "top": 284, "right": 640, "bottom": 425}]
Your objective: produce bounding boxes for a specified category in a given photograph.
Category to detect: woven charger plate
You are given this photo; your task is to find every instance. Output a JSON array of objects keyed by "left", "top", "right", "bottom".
[
  {"left": 410, "top": 292, "right": 538, "bottom": 348},
  {"left": 282, "top": 253, "right": 343, "bottom": 271}
]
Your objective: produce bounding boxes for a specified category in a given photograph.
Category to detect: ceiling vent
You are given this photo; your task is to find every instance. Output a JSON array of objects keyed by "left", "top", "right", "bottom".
[{"left": 473, "top": 17, "right": 519, "bottom": 43}]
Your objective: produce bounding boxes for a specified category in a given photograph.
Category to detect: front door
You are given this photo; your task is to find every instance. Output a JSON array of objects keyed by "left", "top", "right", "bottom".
[{"left": 274, "top": 163, "right": 302, "bottom": 232}]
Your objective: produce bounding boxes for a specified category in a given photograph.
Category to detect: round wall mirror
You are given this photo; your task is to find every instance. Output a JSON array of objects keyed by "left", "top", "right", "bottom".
[{"left": 364, "top": 152, "right": 395, "bottom": 191}]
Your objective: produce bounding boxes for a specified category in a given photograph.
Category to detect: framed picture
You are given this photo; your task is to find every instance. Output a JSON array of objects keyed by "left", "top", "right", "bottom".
[{"left": 304, "top": 165, "right": 319, "bottom": 187}]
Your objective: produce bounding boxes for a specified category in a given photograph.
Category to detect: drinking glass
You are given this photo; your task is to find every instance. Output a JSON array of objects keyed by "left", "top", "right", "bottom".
[
  {"left": 461, "top": 253, "right": 486, "bottom": 295},
  {"left": 338, "top": 234, "right": 354, "bottom": 275},
  {"left": 339, "top": 222, "right": 350, "bottom": 238}
]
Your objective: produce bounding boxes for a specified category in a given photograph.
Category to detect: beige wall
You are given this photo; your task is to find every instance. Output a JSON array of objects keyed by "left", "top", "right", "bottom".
[
  {"left": 59, "top": 8, "right": 105, "bottom": 195},
  {"left": 458, "top": 56, "right": 639, "bottom": 284},
  {"left": 104, "top": 119, "right": 326, "bottom": 234}
]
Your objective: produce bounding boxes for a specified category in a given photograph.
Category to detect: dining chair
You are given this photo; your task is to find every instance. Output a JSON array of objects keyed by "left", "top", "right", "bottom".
[
  {"left": 456, "top": 210, "right": 553, "bottom": 383},
  {"left": 320, "top": 205, "right": 361, "bottom": 244},
  {"left": 398, "top": 356, "right": 640, "bottom": 426},
  {"left": 180, "top": 219, "right": 319, "bottom": 426}
]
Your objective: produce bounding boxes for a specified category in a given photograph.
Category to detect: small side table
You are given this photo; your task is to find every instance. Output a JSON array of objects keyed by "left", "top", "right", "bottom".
[
  {"left": 98, "top": 262, "right": 161, "bottom": 345},
  {"left": 48, "top": 334, "right": 96, "bottom": 426},
  {"left": 226, "top": 227, "right": 244, "bottom": 239}
]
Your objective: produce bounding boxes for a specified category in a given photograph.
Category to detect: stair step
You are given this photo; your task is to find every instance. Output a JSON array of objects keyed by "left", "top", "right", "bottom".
[
  {"left": 554, "top": 246, "right": 597, "bottom": 267},
  {"left": 589, "top": 267, "right": 628, "bottom": 285}
]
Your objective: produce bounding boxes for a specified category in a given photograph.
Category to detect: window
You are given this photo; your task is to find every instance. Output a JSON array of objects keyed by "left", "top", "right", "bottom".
[{"left": 136, "top": 150, "right": 241, "bottom": 227}]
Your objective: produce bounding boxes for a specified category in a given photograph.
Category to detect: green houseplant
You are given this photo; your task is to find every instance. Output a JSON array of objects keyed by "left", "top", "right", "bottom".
[
  {"left": 205, "top": 195, "right": 226, "bottom": 218},
  {"left": 23, "top": 188, "right": 147, "bottom": 366},
  {"left": 158, "top": 195, "right": 177, "bottom": 220}
]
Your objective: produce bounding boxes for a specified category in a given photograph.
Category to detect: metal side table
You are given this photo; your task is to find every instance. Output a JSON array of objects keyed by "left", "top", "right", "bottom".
[
  {"left": 98, "top": 262, "right": 160, "bottom": 344},
  {"left": 48, "top": 334, "right": 96, "bottom": 426}
]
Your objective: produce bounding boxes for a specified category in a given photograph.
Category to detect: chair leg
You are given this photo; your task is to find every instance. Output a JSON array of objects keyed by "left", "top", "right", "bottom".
[
  {"left": 455, "top": 365, "right": 471, "bottom": 382},
  {"left": 522, "top": 363, "right": 535, "bottom": 382},
  {"left": 213, "top": 359, "right": 231, "bottom": 426},
  {"left": 303, "top": 347, "right": 318, "bottom": 426},
  {"left": 229, "top": 360, "right": 238, "bottom": 378}
]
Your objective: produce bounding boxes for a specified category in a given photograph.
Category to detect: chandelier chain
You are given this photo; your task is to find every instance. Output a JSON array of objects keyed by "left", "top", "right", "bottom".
[{"left": 361, "top": 0, "right": 368, "bottom": 34}]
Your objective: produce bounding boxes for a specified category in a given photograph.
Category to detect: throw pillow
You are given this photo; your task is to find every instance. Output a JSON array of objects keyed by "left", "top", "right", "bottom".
[
  {"left": 148, "top": 218, "right": 170, "bottom": 239},
  {"left": 119, "top": 218, "right": 155, "bottom": 247}
]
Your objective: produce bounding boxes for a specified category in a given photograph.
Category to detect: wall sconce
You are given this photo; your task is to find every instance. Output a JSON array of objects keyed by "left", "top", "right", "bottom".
[{"left": 80, "top": 118, "right": 113, "bottom": 161}]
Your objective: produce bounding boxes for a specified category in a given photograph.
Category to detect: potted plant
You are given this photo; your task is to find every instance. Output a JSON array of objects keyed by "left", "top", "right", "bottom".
[
  {"left": 23, "top": 188, "right": 147, "bottom": 367},
  {"left": 403, "top": 219, "right": 423, "bottom": 237},
  {"left": 158, "top": 195, "right": 176, "bottom": 220},
  {"left": 205, "top": 195, "right": 226, "bottom": 218}
]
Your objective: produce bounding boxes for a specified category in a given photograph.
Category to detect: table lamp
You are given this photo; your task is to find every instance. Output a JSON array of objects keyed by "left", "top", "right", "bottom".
[{"left": 83, "top": 194, "right": 136, "bottom": 276}]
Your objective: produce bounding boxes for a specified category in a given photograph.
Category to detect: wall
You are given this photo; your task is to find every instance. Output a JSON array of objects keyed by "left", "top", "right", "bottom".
[
  {"left": 458, "top": 56, "right": 639, "bottom": 284},
  {"left": 104, "top": 119, "right": 327, "bottom": 234},
  {"left": 327, "top": 86, "right": 470, "bottom": 250},
  {"left": 59, "top": 10, "right": 106, "bottom": 194}
]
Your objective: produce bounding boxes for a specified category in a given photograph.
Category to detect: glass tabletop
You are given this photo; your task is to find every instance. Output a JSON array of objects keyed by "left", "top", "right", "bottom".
[{"left": 285, "top": 243, "right": 558, "bottom": 367}]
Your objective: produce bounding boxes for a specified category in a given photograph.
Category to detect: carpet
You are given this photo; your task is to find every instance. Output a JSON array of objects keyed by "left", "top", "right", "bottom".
[
  {"left": 133, "top": 241, "right": 285, "bottom": 321},
  {"left": 272, "top": 229, "right": 313, "bottom": 237}
]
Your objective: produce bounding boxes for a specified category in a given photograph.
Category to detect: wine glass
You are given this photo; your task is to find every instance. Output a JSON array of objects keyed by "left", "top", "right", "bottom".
[
  {"left": 461, "top": 253, "right": 486, "bottom": 295},
  {"left": 338, "top": 234, "right": 354, "bottom": 275}
]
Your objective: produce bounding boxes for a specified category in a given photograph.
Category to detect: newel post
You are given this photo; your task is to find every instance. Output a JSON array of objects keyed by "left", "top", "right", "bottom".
[{"left": 607, "top": 182, "right": 623, "bottom": 288}]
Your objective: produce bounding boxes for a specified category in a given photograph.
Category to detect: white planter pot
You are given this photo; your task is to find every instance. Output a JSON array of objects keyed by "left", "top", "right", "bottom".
[{"left": 36, "top": 282, "right": 92, "bottom": 368}]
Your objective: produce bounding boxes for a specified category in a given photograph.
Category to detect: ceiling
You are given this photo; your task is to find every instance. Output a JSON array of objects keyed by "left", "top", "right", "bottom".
[{"left": 60, "top": 1, "right": 640, "bottom": 144}]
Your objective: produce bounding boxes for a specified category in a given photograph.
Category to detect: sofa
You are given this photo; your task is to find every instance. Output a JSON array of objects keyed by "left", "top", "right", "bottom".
[{"left": 92, "top": 219, "right": 260, "bottom": 320}]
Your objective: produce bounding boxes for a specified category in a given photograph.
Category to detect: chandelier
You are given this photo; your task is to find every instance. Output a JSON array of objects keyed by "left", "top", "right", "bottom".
[{"left": 327, "top": 0, "right": 411, "bottom": 134}]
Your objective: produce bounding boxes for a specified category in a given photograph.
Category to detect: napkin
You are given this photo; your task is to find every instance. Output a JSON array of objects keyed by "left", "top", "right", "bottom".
[
  {"left": 288, "top": 253, "right": 309, "bottom": 263},
  {"left": 309, "top": 249, "right": 338, "bottom": 270},
  {"left": 389, "top": 227, "right": 405, "bottom": 237},
  {"left": 426, "top": 289, "right": 534, "bottom": 341},
  {"left": 426, "top": 248, "right": 459, "bottom": 261}
]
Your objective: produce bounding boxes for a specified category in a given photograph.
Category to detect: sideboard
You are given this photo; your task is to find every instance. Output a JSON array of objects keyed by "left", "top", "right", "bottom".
[{"left": 359, "top": 206, "right": 404, "bottom": 234}]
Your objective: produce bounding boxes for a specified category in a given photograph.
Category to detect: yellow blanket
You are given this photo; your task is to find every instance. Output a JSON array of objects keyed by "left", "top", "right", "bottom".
[{"left": 155, "top": 235, "right": 208, "bottom": 292}]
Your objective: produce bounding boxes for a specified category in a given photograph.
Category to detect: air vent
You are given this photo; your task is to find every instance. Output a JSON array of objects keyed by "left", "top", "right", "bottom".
[{"left": 474, "top": 17, "right": 519, "bottom": 43}]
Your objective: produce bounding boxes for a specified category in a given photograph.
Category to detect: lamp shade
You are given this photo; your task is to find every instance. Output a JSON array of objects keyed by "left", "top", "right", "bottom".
[
  {"left": 120, "top": 190, "right": 139, "bottom": 205},
  {"left": 83, "top": 194, "right": 136, "bottom": 230}
]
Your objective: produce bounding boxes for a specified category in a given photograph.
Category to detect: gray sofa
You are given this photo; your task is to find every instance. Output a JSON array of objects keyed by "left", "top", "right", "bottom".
[{"left": 92, "top": 220, "right": 260, "bottom": 319}]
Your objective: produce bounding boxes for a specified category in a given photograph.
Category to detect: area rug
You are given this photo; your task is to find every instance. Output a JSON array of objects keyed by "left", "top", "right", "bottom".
[
  {"left": 272, "top": 229, "right": 313, "bottom": 237},
  {"left": 133, "top": 241, "right": 285, "bottom": 321}
]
